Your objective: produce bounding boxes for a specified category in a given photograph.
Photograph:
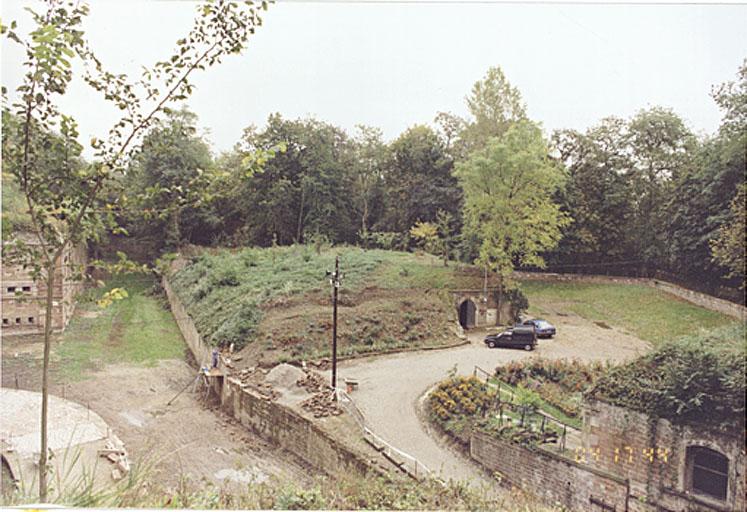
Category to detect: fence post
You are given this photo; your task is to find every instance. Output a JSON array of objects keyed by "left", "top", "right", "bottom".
[{"left": 562, "top": 424, "right": 567, "bottom": 452}]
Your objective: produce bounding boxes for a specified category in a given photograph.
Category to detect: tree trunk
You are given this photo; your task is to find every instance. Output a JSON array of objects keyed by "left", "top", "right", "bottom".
[
  {"left": 39, "top": 253, "right": 60, "bottom": 502},
  {"left": 296, "top": 188, "right": 305, "bottom": 244}
]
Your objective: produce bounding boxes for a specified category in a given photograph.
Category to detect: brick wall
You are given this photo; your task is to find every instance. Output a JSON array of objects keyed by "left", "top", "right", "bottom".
[
  {"left": 1, "top": 239, "right": 87, "bottom": 336},
  {"left": 583, "top": 400, "right": 745, "bottom": 512},
  {"left": 514, "top": 271, "right": 746, "bottom": 320},
  {"left": 471, "top": 432, "right": 629, "bottom": 511}
]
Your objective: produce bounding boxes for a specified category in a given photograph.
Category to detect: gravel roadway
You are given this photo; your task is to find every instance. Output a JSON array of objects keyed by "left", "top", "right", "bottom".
[{"left": 335, "top": 310, "right": 650, "bottom": 486}]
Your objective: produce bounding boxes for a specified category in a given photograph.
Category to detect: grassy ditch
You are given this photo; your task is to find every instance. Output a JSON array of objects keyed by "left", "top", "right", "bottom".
[
  {"left": 54, "top": 273, "right": 185, "bottom": 380},
  {"left": 521, "top": 280, "right": 735, "bottom": 347}
]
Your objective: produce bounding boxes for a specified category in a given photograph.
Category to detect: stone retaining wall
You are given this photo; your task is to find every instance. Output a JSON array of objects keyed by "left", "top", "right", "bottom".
[
  {"left": 162, "top": 275, "right": 383, "bottom": 480},
  {"left": 470, "top": 432, "right": 629, "bottom": 511},
  {"left": 515, "top": 271, "right": 746, "bottom": 320}
]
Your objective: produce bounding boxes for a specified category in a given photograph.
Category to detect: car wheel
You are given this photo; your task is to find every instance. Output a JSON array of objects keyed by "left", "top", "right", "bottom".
[
  {"left": 488, "top": 340, "right": 496, "bottom": 348},
  {"left": 524, "top": 344, "right": 533, "bottom": 351}
]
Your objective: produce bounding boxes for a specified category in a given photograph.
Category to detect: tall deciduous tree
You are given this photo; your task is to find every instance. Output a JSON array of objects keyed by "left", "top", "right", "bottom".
[
  {"left": 348, "top": 125, "right": 386, "bottom": 237},
  {"left": 627, "top": 107, "right": 696, "bottom": 269},
  {"left": 378, "top": 125, "right": 461, "bottom": 236},
  {"left": 552, "top": 118, "right": 634, "bottom": 265},
  {"left": 462, "top": 66, "right": 527, "bottom": 150},
  {"left": 1, "top": 0, "right": 268, "bottom": 500},
  {"left": 711, "top": 184, "right": 746, "bottom": 289},
  {"left": 455, "top": 120, "right": 569, "bottom": 279}
]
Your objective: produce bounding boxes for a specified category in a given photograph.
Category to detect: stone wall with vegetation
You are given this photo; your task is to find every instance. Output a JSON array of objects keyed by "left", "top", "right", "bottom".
[
  {"left": 162, "top": 274, "right": 383, "bottom": 480},
  {"left": 515, "top": 271, "right": 746, "bottom": 319}
]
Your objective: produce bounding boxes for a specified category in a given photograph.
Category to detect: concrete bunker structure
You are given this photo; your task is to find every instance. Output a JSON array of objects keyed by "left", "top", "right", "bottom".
[{"left": 451, "top": 288, "right": 517, "bottom": 329}]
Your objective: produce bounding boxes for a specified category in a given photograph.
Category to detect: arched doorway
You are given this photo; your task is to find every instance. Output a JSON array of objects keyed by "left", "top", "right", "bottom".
[{"left": 459, "top": 299, "right": 476, "bottom": 329}]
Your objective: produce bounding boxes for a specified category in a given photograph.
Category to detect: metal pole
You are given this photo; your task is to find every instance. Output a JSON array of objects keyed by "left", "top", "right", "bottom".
[{"left": 331, "top": 255, "right": 339, "bottom": 392}]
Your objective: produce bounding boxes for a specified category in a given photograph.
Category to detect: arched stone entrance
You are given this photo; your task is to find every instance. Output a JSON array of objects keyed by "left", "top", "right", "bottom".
[{"left": 458, "top": 299, "right": 476, "bottom": 329}]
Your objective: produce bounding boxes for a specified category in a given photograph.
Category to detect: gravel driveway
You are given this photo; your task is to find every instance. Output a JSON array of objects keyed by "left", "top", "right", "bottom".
[{"left": 335, "top": 310, "right": 650, "bottom": 485}]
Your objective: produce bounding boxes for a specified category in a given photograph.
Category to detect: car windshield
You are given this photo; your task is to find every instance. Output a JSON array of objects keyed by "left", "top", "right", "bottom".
[{"left": 536, "top": 321, "right": 551, "bottom": 328}]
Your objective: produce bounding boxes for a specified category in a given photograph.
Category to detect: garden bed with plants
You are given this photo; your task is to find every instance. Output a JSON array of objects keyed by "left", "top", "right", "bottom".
[
  {"left": 427, "top": 376, "right": 563, "bottom": 450},
  {"left": 493, "top": 359, "right": 609, "bottom": 428}
]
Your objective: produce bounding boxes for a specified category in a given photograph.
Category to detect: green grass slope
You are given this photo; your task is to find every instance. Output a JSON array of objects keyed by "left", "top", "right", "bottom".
[
  {"left": 169, "top": 246, "right": 482, "bottom": 363},
  {"left": 522, "top": 280, "right": 736, "bottom": 347}
]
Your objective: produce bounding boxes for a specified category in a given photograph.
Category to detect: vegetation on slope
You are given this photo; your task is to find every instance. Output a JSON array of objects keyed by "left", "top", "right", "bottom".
[
  {"left": 169, "top": 246, "right": 486, "bottom": 360},
  {"left": 522, "top": 280, "right": 735, "bottom": 347},
  {"left": 588, "top": 323, "right": 746, "bottom": 430}
]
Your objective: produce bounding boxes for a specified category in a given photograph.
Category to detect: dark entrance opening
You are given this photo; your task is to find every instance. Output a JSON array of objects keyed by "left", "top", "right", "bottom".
[{"left": 459, "top": 299, "right": 476, "bottom": 329}]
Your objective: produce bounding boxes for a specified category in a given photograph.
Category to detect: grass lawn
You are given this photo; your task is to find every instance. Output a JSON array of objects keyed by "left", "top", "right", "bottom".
[
  {"left": 55, "top": 274, "right": 185, "bottom": 380},
  {"left": 521, "top": 280, "right": 737, "bottom": 347}
]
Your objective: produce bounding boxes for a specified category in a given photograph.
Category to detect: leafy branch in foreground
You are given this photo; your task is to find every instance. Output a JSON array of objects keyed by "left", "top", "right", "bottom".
[{"left": 1, "top": 0, "right": 269, "bottom": 501}]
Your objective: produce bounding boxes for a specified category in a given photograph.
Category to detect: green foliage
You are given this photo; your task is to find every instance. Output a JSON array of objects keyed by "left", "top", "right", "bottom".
[
  {"left": 456, "top": 121, "right": 570, "bottom": 278},
  {"left": 710, "top": 183, "right": 746, "bottom": 288},
  {"left": 377, "top": 125, "right": 462, "bottom": 237},
  {"left": 462, "top": 66, "right": 527, "bottom": 149},
  {"left": 170, "top": 247, "right": 453, "bottom": 349},
  {"left": 589, "top": 324, "right": 746, "bottom": 430}
]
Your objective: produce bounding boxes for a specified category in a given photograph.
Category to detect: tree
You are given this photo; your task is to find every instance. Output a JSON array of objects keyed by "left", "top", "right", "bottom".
[
  {"left": 127, "top": 108, "right": 215, "bottom": 250},
  {"left": 462, "top": 66, "right": 527, "bottom": 150},
  {"left": 1, "top": 0, "right": 267, "bottom": 500},
  {"left": 231, "top": 115, "right": 354, "bottom": 246},
  {"left": 455, "top": 120, "right": 570, "bottom": 280},
  {"left": 627, "top": 107, "right": 696, "bottom": 270},
  {"left": 712, "top": 58, "right": 747, "bottom": 136},
  {"left": 378, "top": 125, "right": 462, "bottom": 237},
  {"left": 348, "top": 125, "right": 386, "bottom": 237},
  {"left": 711, "top": 184, "right": 746, "bottom": 289},
  {"left": 551, "top": 118, "right": 635, "bottom": 267},
  {"left": 409, "top": 221, "right": 439, "bottom": 256}
]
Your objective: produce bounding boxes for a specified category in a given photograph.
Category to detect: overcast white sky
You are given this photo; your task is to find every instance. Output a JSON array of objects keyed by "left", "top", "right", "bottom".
[{"left": 2, "top": 0, "right": 746, "bottom": 157}]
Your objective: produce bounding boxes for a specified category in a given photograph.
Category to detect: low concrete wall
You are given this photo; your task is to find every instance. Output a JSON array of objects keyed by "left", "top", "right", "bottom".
[
  {"left": 470, "top": 432, "right": 629, "bottom": 511},
  {"left": 221, "top": 377, "right": 379, "bottom": 479},
  {"left": 162, "top": 275, "right": 382, "bottom": 479},
  {"left": 162, "top": 277, "right": 212, "bottom": 367},
  {"left": 515, "top": 271, "right": 746, "bottom": 320}
]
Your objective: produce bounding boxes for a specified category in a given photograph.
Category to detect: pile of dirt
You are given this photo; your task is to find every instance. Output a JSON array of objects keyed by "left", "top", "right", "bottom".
[{"left": 265, "top": 363, "right": 305, "bottom": 392}]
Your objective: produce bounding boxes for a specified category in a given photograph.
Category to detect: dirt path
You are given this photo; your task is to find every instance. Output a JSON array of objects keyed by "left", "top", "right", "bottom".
[
  {"left": 2, "top": 338, "right": 309, "bottom": 492},
  {"left": 335, "top": 310, "right": 650, "bottom": 485}
]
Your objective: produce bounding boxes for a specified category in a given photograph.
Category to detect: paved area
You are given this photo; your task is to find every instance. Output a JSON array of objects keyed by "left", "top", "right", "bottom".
[
  {"left": 0, "top": 388, "right": 118, "bottom": 494},
  {"left": 336, "top": 309, "right": 649, "bottom": 485}
]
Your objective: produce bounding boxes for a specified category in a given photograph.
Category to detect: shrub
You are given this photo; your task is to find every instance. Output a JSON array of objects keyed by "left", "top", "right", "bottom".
[{"left": 588, "top": 324, "right": 746, "bottom": 430}]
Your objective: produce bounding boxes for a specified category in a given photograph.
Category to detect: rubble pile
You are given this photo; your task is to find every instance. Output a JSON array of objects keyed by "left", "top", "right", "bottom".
[
  {"left": 296, "top": 371, "right": 327, "bottom": 394},
  {"left": 300, "top": 391, "right": 343, "bottom": 418}
]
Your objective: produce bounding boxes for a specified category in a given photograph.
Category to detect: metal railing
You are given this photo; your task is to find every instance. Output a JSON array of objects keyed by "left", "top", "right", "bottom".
[
  {"left": 472, "top": 365, "right": 579, "bottom": 453},
  {"left": 335, "top": 387, "right": 435, "bottom": 481}
]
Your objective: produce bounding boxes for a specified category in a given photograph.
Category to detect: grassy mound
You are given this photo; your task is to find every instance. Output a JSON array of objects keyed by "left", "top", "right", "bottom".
[
  {"left": 169, "top": 246, "right": 483, "bottom": 362},
  {"left": 588, "top": 323, "right": 746, "bottom": 430}
]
